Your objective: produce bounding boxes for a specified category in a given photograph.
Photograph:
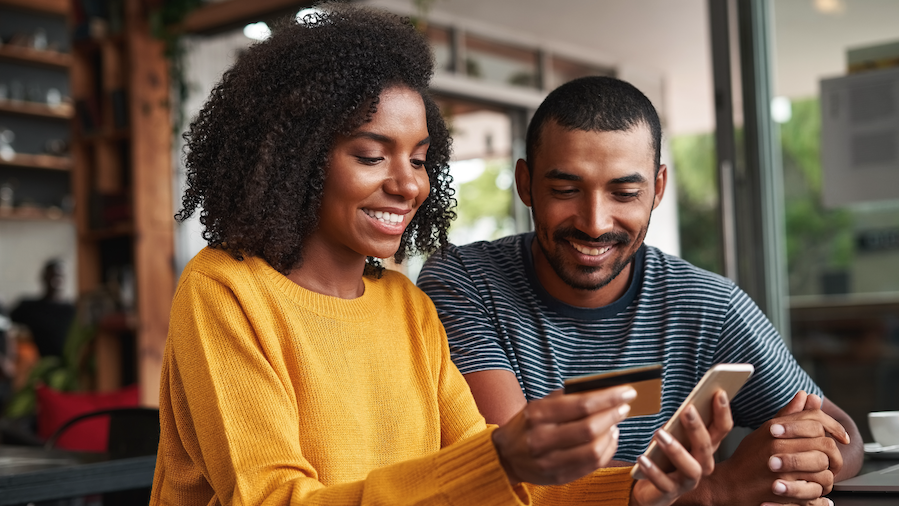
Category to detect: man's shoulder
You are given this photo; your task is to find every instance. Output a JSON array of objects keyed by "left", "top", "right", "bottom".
[
  {"left": 641, "top": 246, "right": 735, "bottom": 297},
  {"left": 423, "top": 233, "right": 527, "bottom": 273}
]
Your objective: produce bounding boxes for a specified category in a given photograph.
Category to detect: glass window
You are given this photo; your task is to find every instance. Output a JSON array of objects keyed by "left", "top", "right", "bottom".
[
  {"left": 424, "top": 24, "right": 453, "bottom": 73},
  {"left": 434, "top": 96, "right": 516, "bottom": 246},
  {"left": 770, "top": 0, "right": 899, "bottom": 444},
  {"left": 550, "top": 55, "right": 614, "bottom": 86},
  {"left": 464, "top": 33, "right": 539, "bottom": 89}
]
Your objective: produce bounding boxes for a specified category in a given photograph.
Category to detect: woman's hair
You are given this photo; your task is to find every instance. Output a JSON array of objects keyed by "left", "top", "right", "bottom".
[{"left": 176, "top": 4, "right": 455, "bottom": 275}]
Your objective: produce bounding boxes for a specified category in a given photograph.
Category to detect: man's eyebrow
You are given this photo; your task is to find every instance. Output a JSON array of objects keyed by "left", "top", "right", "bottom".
[
  {"left": 351, "top": 132, "right": 431, "bottom": 147},
  {"left": 545, "top": 168, "right": 582, "bottom": 181},
  {"left": 610, "top": 173, "right": 647, "bottom": 184}
]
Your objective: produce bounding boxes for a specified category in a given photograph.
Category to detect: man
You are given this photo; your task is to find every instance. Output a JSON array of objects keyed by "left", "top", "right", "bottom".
[
  {"left": 11, "top": 259, "right": 76, "bottom": 359},
  {"left": 418, "top": 76, "right": 862, "bottom": 506}
]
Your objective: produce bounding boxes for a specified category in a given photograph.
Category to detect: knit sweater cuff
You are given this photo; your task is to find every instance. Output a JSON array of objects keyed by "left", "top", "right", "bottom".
[{"left": 436, "top": 427, "right": 530, "bottom": 506}]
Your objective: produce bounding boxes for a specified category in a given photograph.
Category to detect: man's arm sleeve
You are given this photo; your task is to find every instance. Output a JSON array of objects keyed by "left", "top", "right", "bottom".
[
  {"left": 715, "top": 285, "right": 823, "bottom": 428},
  {"left": 418, "top": 248, "right": 514, "bottom": 375}
]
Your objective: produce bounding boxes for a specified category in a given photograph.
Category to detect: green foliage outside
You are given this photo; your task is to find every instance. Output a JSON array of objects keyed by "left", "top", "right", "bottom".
[
  {"left": 779, "top": 98, "right": 853, "bottom": 295},
  {"left": 670, "top": 97, "right": 853, "bottom": 294},
  {"left": 671, "top": 132, "right": 723, "bottom": 275},
  {"left": 450, "top": 159, "right": 515, "bottom": 241}
]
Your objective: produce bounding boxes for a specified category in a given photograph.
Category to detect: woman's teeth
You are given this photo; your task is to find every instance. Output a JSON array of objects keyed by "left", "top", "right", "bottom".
[
  {"left": 570, "top": 242, "right": 612, "bottom": 256},
  {"left": 364, "top": 209, "right": 403, "bottom": 224}
]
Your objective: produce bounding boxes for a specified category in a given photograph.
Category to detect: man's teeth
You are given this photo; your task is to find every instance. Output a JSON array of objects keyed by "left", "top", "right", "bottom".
[
  {"left": 364, "top": 209, "right": 403, "bottom": 224},
  {"left": 570, "top": 242, "right": 612, "bottom": 256}
]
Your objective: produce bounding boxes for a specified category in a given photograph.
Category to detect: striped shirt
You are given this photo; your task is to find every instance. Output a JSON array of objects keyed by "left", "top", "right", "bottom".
[{"left": 418, "top": 232, "right": 822, "bottom": 462}]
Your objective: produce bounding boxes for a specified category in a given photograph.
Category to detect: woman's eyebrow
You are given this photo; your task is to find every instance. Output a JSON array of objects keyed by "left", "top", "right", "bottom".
[{"left": 350, "top": 132, "right": 431, "bottom": 147}]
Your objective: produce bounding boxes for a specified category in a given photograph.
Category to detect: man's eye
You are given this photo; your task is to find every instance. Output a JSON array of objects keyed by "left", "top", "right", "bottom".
[
  {"left": 551, "top": 188, "right": 577, "bottom": 195},
  {"left": 616, "top": 191, "right": 641, "bottom": 199}
]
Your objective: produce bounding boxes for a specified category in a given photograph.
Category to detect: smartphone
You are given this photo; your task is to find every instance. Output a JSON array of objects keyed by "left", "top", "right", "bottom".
[
  {"left": 630, "top": 363, "right": 754, "bottom": 480},
  {"left": 563, "top": 363, "right": 662, "bottom": 418}
]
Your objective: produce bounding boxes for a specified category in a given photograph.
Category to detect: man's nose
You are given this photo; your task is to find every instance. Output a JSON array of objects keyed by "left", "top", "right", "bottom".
[{"left": 576, "top": 194, "right": 614, "bottom": 240}]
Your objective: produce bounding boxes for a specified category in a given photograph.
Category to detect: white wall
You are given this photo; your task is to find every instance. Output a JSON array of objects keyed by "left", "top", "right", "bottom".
[{"left": 0, "top": 220, "right": 76, "bottom": 309}]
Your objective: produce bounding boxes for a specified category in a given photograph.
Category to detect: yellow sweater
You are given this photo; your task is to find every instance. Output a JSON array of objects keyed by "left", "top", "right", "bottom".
[{"left": 150, "top": 247, "right": 633, "bottom": 505}]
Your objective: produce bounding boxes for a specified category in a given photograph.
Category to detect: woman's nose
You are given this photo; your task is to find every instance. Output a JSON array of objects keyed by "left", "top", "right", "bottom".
[{"left": 385, "top": 160, "right": 427, "bottom": 201}]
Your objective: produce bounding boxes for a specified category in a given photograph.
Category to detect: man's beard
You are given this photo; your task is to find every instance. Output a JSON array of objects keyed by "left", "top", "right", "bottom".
[{"left": 534, "top": 220, "right": 647, "bottom": 292}]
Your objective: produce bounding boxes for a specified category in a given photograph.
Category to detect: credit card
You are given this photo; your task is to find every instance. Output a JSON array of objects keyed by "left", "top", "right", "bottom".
[{"left": 563, "top": 364, "right": 663, "bottom": 417}]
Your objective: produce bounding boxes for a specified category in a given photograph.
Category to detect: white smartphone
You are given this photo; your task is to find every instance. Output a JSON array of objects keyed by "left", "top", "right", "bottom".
[{"left": 630, "top": 363, "right": 754, "bottom": 480}]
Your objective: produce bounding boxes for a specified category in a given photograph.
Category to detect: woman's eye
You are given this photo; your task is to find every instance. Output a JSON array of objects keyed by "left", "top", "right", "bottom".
[
  {"left": 356, "top": 156, "right": 383, "bottom": 165},
  {"left": 411, "top": 158, "right": 426, "bottom": 168}
]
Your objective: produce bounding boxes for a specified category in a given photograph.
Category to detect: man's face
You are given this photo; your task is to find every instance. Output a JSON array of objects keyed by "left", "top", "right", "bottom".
[{"left": 515, "top": 120, "right": 666, "bottom": 305}]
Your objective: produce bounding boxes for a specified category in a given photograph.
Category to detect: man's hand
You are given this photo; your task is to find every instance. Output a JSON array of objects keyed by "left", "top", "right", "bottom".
[
  {"left": 630, "top": 390, "right": 733, "bottom": 506},
  {"left": 695, "top": 391, "right": 850, "bottom": 506},
  {"left": 492, "top": 385, "right": 635, "bottom": 486}
]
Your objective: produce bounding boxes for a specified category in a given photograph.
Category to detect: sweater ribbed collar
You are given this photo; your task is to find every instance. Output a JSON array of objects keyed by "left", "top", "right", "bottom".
[{"left": 251, "top": 256, "right": 379, "bottom": 322}]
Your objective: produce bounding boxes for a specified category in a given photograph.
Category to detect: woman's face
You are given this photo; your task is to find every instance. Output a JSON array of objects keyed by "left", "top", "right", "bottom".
[{"left": 314, "top": 86, "right": 431, "bottom": 261}]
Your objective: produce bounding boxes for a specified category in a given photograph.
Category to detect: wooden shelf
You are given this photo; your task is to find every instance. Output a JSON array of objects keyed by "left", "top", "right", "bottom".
[
  {"left": 0, "top": 206, "right": 70, "bottom": 221},
  {"left": 0, "top": 153, "right": 72, "bottom": 171},
  {"left": 0, "top": 44, "right": 72, "bottom": 68},
  {"left": 0, "top": 0, "right": 68, "bottom": 15},
  {"left": 0, "top": 99, "right": 74, "bottom": 119}
]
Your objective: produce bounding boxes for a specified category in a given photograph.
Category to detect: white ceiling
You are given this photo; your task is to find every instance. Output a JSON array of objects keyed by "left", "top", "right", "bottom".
[{"left": 370, "top": 0, "right": 899, "bottom": 136}]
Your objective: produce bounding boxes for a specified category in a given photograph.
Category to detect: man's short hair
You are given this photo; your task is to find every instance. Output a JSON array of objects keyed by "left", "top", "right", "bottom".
[{"left": 525, "top": 76, "right": 662, "bottom": 172}]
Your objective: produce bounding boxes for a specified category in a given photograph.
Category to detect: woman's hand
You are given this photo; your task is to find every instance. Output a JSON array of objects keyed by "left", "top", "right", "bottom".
[
  {"left": 492, "top": 386, "right": 637, "bottom": 486},
  {"left": 630, "top": 390, "right": 734, "bottom": 506}
]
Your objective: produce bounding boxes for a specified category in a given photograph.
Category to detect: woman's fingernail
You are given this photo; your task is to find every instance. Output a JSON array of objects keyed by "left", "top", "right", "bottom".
[
  {"left": 618, "top": 403, "right": 631, "bottom": 417},
  {"left": 621, "top": 388, "right": 637, "bottom": 401},
  {"left": 773, "top": 481, "right": 787, "bottom": 495},
  {"left": 770, "top": 424, "right": 785, "bottom": 437},
  {"left": 769, "top": 456, "right": 783, "bottom": 471},
  {"left": 612, "top": 426, "right": 620, "bottom": 439},
  {"left": 658, "top": 429, "right": 674, "bottom": 445},
  {"left": 827, "top": 499, "right": 834, "bottom": 506},
  {"left": 845, "top": 431, "right": 850, "bottom": 444},
  {"left": 638, "top": 455, "right": 654, "bottom": 470}
]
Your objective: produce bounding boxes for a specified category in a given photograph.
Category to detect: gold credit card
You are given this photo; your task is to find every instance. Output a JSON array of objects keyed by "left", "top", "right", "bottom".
[{"left": 563, "top": 364, "right": 662, "bottom": 418}]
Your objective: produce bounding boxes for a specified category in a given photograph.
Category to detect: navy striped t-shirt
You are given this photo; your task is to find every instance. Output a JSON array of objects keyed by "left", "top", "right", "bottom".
[{"left": 418, "top": 232, "right": 822, "bottom": 463}]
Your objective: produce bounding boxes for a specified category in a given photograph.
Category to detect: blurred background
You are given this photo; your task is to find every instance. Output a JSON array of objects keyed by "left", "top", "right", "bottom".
[{"left": 0, "top": 0, "right": 896, "bottom": 447}]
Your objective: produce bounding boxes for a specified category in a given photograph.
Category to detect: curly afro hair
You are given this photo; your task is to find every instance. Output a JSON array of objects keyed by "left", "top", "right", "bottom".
[{"left": 176, "top": 3, "right": 455, "bottom": 275}]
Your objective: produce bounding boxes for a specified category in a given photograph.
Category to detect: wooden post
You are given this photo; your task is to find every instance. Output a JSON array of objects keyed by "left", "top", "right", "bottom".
[{"left": 126, "top": 0, "right": 175, "bottom": 407}]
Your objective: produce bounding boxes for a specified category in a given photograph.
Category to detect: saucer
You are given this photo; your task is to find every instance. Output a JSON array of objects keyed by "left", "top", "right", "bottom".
[{"left": 864, "top": 442, "right": 899, "bottom": 459}]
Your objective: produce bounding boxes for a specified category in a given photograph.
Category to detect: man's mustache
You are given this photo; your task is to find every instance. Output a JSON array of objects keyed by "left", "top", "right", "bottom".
[{"left": 553, "top": 227, "right": 631, "bottom": 245}]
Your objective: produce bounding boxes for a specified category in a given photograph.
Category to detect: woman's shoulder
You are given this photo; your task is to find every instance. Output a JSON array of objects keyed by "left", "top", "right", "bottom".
[
  {"left": 180, "top": 247, "right": 269, "bottom": 288},
  {"left": 369, "top": 269, "right": 433, "bottom": 307}
]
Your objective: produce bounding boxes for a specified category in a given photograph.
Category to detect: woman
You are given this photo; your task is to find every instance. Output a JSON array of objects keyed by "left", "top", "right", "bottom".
[{"left": 150, "top": 5, "right": 732, "bottom": 505}]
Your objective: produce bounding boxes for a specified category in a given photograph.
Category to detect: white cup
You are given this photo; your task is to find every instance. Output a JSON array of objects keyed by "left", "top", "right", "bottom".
[{"left": 868, "top": 411, "right": 899, "bottom": 447}]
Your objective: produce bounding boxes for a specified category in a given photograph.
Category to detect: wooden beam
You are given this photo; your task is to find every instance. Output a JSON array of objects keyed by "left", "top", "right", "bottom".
[
  {"left": 0, "top": 0, "right": 67, "bottom": 15},
  {"left": 181, "top": 0, "right": 314, "bottom": 34}
]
